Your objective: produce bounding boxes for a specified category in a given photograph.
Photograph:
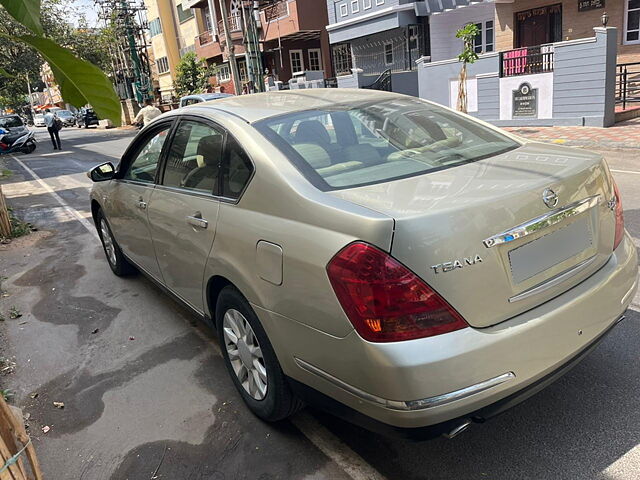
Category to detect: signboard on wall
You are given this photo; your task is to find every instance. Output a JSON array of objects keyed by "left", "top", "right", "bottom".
[
  {"left": 512, "top": 83, "right": 538, "bottom": 117},
  {"left": 578, "top": 0, "right": 604, "bottom": 12}
]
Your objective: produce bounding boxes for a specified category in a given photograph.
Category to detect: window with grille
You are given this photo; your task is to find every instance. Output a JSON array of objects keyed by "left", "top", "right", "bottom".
[
  {"left": 332, "top": 44, "right": 353, "bottom": 76},
  {"left": 472, "top": 21, "right": 495, "bottom": 54},
  {"left": 384, "top": 43, "right": 393, "bottom": 65},
  {"left": 176, "top": 3, "right": 194, "bottom": 23},
  {"left": 626, "top": 0, "right": 640, "bottom": 44},
  {"left": 157, "top": 57, "right": 170, "bottom": 74},
  {"left": 308, "top": 49, "right": 322, "bottom": 71},
  {"left": 149, "top": 18, "right": 162, "bottom": 37},
  {"left": 290, "top": 50, "right": 304, "bottom": 73},
  {"left": 217, "top": 64, "right": 231, "bottom": 82}
]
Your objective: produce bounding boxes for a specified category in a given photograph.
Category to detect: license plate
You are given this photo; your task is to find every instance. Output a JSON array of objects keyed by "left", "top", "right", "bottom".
[{"left": 508, "top": 216, "right": 593, "bottom": 284}]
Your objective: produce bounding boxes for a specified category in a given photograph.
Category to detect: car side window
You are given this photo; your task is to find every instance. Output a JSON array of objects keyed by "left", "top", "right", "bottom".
[
  {"left": 123, "top": 126, "right": 171, "bottom": 183},
  {"left": 221, "top": 135, "right": 253, "bottom": 199},
  {"left": 162, "top": 120, "right": 224, "bottom": 193}
]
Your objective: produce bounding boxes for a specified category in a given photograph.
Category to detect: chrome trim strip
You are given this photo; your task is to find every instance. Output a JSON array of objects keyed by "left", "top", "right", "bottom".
[
  {"left": 403, "top": 372, "right": 516, "bottom": 410},
  {"left": 508, "top": 255, "right": 598, "bottom": 303},
  {"left": 483, "top": 194, "right": 601, "bottom": 248},
  {"left": 294, "top": 357, "right": 515, "bottom": 411}
]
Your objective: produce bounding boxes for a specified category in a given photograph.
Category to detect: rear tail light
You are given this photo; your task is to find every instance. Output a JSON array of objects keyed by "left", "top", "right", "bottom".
[
  {"left": 326, "top": 242, "right": 468, "bottom": 342},
  {"left": 613, "top": 180, "right": 625, "bottom": 251}
]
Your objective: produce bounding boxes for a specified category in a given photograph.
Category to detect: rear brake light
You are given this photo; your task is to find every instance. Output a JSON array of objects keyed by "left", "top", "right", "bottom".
[
  {"left": 613, "top": 180, "right": 624, "bottom": 250},
  {"left": 326, "top": 242, "right": 468, "bottom": 342}
]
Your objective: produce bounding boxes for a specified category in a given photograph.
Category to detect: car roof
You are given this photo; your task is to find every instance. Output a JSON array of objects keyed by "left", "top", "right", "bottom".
[
  {"left": 0, "top": 114, "right": 20, "bottom": 118},
  {"left": 185, "top": 89, "right": 405, "bottom": 123}
]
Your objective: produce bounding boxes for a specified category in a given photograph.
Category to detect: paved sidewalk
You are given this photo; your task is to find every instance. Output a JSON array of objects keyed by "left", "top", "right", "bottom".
[{"left": 505, "top": 117, "right": 640, "bottom": 149}]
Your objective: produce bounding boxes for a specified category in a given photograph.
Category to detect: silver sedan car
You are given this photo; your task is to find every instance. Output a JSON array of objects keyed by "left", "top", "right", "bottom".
[{"left": 88, "top": 89, "right": 637, "bottom": 439}]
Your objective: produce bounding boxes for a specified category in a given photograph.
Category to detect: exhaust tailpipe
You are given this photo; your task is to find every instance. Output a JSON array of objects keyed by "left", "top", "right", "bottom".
[{"left": 443, "top": 419, "right": 472, "bottom": 439}]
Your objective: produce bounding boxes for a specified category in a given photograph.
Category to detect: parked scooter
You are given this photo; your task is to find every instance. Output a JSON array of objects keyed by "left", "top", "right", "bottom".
[{"left": 0, "top": 127, "right": 36, "bottom": 155}]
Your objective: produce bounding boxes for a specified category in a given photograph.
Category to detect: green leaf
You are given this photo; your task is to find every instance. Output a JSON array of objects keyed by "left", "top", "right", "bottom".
[
  {"left": 16, "top": 35, "right": 121, "bottom": 126},
  {"left": 0, "top": 67, "right": 15, "bottom": 78},
  {"left": 0, "top": 0, "right": 43, "bottom": 35}
]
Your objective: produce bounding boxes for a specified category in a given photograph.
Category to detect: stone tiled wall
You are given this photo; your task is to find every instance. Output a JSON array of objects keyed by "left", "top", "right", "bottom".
[{"left": 495, "top": 0, "right": 640, "bottom": 64}]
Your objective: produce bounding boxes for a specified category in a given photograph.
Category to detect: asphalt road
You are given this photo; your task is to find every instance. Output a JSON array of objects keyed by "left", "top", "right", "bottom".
[{"left": 1, "top": 126, "right": 639, "bottom": 480}]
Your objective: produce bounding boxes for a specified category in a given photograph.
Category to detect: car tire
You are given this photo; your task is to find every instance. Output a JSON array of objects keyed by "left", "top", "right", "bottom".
[
  {"left": 216, "top": 286, "right": 303, "bottom": 422},
  {"left": 96, "top": 209, "right": 136, "bottom": 276}
]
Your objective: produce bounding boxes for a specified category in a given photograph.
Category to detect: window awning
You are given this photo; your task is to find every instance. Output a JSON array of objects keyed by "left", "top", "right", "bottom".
[{"left": 418, "top": 0, "right": 493, "bottom": 16}]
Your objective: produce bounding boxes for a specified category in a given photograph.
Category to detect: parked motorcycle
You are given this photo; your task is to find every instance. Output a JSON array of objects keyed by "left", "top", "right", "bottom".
[{"left": 0, "top": 128, "right": 36, "bottom": 155}]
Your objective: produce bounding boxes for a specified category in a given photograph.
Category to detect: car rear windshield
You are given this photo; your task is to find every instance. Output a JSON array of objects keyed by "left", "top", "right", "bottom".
[
  {"left": 0, "top": 116, "right": 23, "bottom": 128},
  {"left": 254, "top": 97, "right": 520, "bottom": 191}
]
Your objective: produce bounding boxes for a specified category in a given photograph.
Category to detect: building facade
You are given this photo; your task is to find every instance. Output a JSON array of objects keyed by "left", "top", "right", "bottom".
[
  {"left": 494, "top": 0, "right": 640, "bottom": 64},
  {"left": 327, "top": 0, "right": 495, "bottom": 95},
  {"left": 144, "top": 0, "right": 208, "bottom": 101},
  {"left": 188, "top": 0, "right": 333, "bottom": 94}
]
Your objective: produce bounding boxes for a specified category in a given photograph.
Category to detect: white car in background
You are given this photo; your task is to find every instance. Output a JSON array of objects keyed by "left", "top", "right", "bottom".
[{"left": 33, "top": 114, "right": 46, "bottom": 127}]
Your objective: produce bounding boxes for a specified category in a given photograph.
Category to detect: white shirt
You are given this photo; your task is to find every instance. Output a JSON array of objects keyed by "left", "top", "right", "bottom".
[
  {"left": 135, "top": 105, "right": 162, "bottom": 126},
  {"left": 44, "top": 112, "right": 56, "bottom": 128}
]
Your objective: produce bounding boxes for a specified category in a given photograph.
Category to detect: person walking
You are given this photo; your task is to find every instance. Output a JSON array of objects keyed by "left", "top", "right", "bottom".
[
  {"left": 44, "top": 108, "right": 61, "bottom": 150},
  {"left": 134, "top": 99, "right": 162, "bottom": 127}
]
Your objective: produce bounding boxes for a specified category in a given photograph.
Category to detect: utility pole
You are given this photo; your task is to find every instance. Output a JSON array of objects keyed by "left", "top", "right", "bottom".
[
  {"left": 241, "top": 1, "right": 264, "bottom": 92},
  {"left": 218, "top": 0, "right": 242, "bottom": 94},
  {"left": 120, "top": 0, "right": 147, "bottom": 103}
]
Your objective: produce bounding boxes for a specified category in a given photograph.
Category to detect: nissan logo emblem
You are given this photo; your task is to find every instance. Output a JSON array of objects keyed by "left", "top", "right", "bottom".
[{"left": 542, "top": 188, "right": 559, "bottom": 209}]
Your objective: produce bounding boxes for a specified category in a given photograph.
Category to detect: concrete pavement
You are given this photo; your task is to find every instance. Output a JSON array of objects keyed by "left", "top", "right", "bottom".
[{"left": 1, "top": 125, "right": 639, "bottom": 480}]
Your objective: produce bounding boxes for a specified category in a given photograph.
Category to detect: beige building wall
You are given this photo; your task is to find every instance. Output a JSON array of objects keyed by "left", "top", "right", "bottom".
[
  {"left": 495, "top": 0, "right": 640, "bottom": 63},
  {"left": 144, "top": 0, "right": 202, "bottom": 99}
]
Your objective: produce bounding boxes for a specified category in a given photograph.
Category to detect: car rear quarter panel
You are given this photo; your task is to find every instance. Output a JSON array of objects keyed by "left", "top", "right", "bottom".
[{"left": 199, "top": 111, "right": 395, "bottom": 338}]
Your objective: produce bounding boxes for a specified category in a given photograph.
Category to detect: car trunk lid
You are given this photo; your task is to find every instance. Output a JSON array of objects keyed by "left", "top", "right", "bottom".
[{"left": 330, "top": 142, "right": 617, "bottom": 328}]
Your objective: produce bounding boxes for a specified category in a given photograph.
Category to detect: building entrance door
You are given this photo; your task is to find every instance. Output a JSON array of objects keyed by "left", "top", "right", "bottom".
[{"left": 515, "top": 4, "right": 562, "bottom": 47}]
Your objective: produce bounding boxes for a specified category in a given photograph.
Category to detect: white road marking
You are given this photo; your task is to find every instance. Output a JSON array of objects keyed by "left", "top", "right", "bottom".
[
  {"left": 37, "top": 150, "right": 73, "bottom": 156},
  {"left": 12, "top": 151, "right": 385, "bottom": 480},
  {"left": 10, "top": 155, "right": 99, "bottom": 240},
  {"left": 611, "top": 169, "right": 640, "bottom": 175},
  {"left": 291, "top": 412, "right": 387, "bottom": 480}
]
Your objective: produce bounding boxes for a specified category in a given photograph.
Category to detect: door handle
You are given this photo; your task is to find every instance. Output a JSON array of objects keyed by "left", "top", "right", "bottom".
[
  {"left": 137, "top": 196, "right": 147, "bottom": 210},
  {"left": 186, "top": 214, "right": 208, "bottom": 229}
]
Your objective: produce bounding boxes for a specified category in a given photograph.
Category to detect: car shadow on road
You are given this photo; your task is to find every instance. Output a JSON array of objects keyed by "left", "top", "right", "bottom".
[{"left": 310, "top": 309, "right": 640, "bottom": 480}]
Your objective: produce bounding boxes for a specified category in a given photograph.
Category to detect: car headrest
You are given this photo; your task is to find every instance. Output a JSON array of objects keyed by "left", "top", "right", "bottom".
[
  {"left": 294, "top": 120, "right": 331, "bottom": 146},
  {"left": 196, "top": 135, "right": 223, "bottom": 166},
  {"left": 291, "top": 143, "right": 332, "bottom": 169},
  {"left": 340, "top": 143, "right": 382, "bottom": 165}
]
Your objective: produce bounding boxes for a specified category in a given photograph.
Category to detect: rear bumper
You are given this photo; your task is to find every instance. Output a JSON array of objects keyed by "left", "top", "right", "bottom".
[
  {"left": 256, "top": 233, "right": 638, "bottom": 430},
  {"left": 289, "top": 313, "right": 626, "bottom": 440}
]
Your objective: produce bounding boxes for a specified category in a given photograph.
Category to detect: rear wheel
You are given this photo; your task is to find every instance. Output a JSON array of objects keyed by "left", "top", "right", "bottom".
[
  {"left": 216, "top": 286, "right": 303, "bottom": 421},
  {"left": 96, "top": 210, "right": 135, "bottom": 276},
  {"left": 22, "top": 142, "right": 35, "bottom": 154}
]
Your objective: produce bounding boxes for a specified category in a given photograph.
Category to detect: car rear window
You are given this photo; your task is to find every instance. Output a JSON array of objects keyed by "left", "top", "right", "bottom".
[
  {"left": 0, "top": 116, "right": 23, "bottom": 128},
  {"left": 254, "top": 97, "right": 519, "bottom": 191}
]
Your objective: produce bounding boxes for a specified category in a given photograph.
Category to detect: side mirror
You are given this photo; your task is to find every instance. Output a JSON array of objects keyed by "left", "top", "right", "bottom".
[{"left": 88, "top": 162, "right": 115, "bottom": 182}]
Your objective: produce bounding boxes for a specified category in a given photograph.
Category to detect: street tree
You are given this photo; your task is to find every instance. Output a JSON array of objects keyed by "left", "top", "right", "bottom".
[
  {"left": 175, "top": 52, "right": 211, "bottom": 97},
  {"left": 0, "top": 0, "right": 121, "bottom": 125},
  {"left": 455, "top": 23, "right": 480, "bottom": 114}
]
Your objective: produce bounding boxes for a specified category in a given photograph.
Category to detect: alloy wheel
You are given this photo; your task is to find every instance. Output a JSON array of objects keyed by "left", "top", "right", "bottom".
[
  {"left": 223, "top": 308, "right": 268, "bottom": 400},
  {"left": 100, "top": 218, "right": 117, "bottom": 267}
]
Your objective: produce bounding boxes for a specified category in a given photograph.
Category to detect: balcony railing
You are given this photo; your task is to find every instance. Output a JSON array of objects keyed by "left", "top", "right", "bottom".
[
  {"left": 499, "top": 45, "right": 554, "bottom": 78},
  {"left": 196, "top": 30, "right": 214, "bottom": 47},
  {"left": 262, "top": 0, "right": 289, "bottom": 22},
  {"left": 217, "top": 15, "right": 242, "bottom": 34}
]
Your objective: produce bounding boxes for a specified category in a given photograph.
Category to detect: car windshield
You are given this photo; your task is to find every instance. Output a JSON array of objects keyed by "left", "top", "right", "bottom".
[
  {"left": 255, "top": 97, "right": 520, "bottom": 191},
  {"left": 58, "top": 110, "right": 73, "bottom": 117},
  {"left": 0, "top": 116, "right": 24, "bottom": 128}
]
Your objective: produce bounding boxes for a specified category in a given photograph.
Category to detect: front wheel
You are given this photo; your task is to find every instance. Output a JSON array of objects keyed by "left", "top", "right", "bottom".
[
  {"left": 96, "top": 210, "right": 136, "bottom": 276},
  {"left": 22, "top": 142, "right": 36, "bottom": 154},
  {"left": 216, "top": 286, "right": 303, "bottom": 422}
]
